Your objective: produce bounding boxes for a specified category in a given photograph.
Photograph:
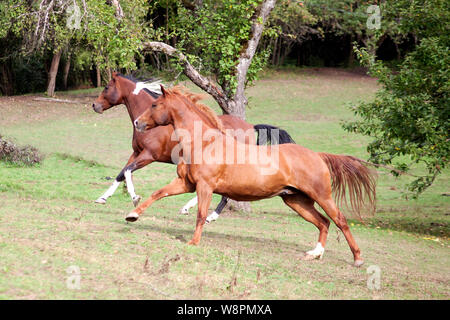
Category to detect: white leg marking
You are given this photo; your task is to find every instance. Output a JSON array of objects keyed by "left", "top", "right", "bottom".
[
  {"left": 205, "top": 211, "right": 220, "bottom": 224},
  {"left": 180, "top": 196, "right": 198, "bottom": 215},
  {"left": 124, "top": 170, "right": 138, "bottom": 200},
  {"left": 306, "top": 242, "right": 325, "bottom": 259},
  {"left": 96, "top": 180, "right": 121, "bottom": 203}
]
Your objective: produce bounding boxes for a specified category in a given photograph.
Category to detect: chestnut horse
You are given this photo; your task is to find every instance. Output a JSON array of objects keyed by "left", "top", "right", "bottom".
[
  {"left": 92, "top": 73, "right": 294, "bottom": 222},
  {"left": 129, "top": 86, "right": 377, "bottom": 267}
]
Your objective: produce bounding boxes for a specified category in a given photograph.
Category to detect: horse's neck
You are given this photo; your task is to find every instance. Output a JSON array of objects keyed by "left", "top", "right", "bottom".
[
  {"left": 116, "top": 79, "right": 148, "bottom": 122},
  {"left": 172, "top": 104, "right": 221, "bottom": 152},
  {"left": 122, "top": 91, "right": 149, "bottom": 123}
]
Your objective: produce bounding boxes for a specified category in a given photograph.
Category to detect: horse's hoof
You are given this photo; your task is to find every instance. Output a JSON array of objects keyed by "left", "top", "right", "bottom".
[
  {"left": 187, "top": 240, "right": 199, "bottom": 246},
  {"left": 354, "top": 259, "right": 364, "bottom": 268},
  {"left": 132, "top": 195, "right": 141, "bottom": 207},
  {"left": 125, "top": 212, "right": 139, "bottom": 222},
  {"left": 205, "top": 212, "right": 219, "bottom": 224},
  {"left": 95, "top": 198, "right": 106, "bottom": 204}
]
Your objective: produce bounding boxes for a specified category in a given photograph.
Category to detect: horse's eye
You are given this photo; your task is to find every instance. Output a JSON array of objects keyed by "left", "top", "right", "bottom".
[{"left": 152, "top": 103, "right": 157, "bottom": 108}]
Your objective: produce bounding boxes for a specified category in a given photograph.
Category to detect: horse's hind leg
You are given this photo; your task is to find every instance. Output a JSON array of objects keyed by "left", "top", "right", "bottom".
[
  {"left": 206, "top": 196, "right": 228, "bottom": 224},
  {"left": 316, "top": 197, "right": 364, "bottom": 267},
  {"left": 282, "top": 194, "right": 330, "bottom": 260},
  {"left": 95, "top": 152, "right": 137, "bottom": 205}
]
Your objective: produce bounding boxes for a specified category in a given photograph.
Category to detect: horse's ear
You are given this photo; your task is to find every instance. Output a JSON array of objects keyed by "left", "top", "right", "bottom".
[{"left": 160, "top": 85, "right": 167, "bottom": 97}]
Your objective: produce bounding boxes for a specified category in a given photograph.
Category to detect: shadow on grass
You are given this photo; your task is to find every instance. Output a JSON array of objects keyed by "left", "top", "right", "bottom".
[
  {"left": 252, "top": 205, "right": 449, "bottom": 238},
  {"left": 364, "top": 216, "right": 449, "bottom": 238},
  {"left": 118, "top": 219, "right": 310, "bottom": 253}
]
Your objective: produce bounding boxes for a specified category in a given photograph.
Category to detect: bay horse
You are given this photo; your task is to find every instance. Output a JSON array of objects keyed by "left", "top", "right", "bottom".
[
  {"left": 92, "top": 72, "right": 294, "bottom": 222},
  {"left": 129, "top": 86, "right": 377, "bottom": 267}
]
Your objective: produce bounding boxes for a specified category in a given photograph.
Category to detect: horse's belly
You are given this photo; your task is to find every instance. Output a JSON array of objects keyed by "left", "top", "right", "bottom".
[{"left": 214, "top": 165, "right": 288, "bottom": 201}]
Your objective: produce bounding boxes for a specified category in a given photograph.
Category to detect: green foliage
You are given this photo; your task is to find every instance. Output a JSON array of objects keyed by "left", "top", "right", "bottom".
[
  {"left": 345, "top": 38, "right": 449, "bottom": 196},
  {"left": 307, "top": 0, "right": 371, "bottom": 35},
  {"left": 154, "top": 0, "right": 273, "bottom": 95},
  {"left": 81, "top": 0, "right": 150, "bottom": 70},
  {"left": 0, "top": 0, "right": 151, "bottom": 82},
  {"left": 268, "top": 0, "right": 318, "bottom": 44},
  {"left": 343, "top": 0, "right": 449, "bottom": 196}
]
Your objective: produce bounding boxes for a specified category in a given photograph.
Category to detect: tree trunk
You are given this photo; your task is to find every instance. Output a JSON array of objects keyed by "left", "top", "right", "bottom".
[
  {"left": 272, "top": 37, "right": 278, "bottom": 65},
  {"left": 0, "top": 60, "right": 14, "bottom": 96},
  {"left": 106, "top": 67, "right": 112, "bottom": 82},
  {"left": 347, "top": 34, "right": 354, "bottom": 67},
  {"left": 96, "top": 65, "right": 101, "bottom": 87},
  {"left": 47, "top": 49, "right": 62, "bottom": 97},
  {"left": 63, "top": 53, "right": 71, "bottom": 90}
]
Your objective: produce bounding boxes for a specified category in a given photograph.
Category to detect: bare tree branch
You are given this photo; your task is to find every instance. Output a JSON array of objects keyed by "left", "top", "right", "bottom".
[{"left": 142, "top": 41, "right": 230, "bottom": 113}]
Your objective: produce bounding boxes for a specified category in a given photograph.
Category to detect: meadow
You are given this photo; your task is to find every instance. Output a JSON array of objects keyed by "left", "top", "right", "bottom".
[{"left": 0, "top": 68, "right": 448, "bottom": 299}]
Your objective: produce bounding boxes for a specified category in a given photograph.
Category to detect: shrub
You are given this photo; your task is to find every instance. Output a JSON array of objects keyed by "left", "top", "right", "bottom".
[{"left": 0, "top": 135, "right": 43, "bottom": 166}]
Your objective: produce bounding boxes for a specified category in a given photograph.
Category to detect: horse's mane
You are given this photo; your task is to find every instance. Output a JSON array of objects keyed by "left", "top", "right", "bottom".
[
  {"left": 117, "top": 73, "right": 157, "bottom": 84},
  {"left": 116, "top": 73, "right": 162, "bottom": 98},
  {"left": 166, "top": 86, "right": 224, "bottom": 133}
]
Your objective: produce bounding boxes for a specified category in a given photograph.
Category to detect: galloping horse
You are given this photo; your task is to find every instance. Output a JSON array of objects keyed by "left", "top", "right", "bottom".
[
  {"left": 92, "top": 72, "right": 294, "bottom": 222},
  {"left": 129, "top": 86, "right": 377, "bottom": 267}
]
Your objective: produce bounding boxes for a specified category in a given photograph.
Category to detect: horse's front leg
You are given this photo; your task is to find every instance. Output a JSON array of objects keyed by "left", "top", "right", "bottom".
[
  {"left": 179, "top": 196, "right": 198, "bottom": 215},
  {"left": 188, "top": 181, "right": 213, "bottom": 245},
  {"left": 125, "top": 177, "right": 193, "bottom": 222},
  {"left": 121, "top": 150, "right": 155, "bottom": 207},
  {"left": 95, "top": 152, "right": 137, "bottom": 205}
]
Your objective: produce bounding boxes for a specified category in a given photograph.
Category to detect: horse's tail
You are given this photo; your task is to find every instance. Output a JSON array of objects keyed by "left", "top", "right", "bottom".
[
  {"left": 254, "top": 124, "right": 295, "bottom": 145},
  {"left": 318, "top": 152, "right": 377, "bottom": 220}
]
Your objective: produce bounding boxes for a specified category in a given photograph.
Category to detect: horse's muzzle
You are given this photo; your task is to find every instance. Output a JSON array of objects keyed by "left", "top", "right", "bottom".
[
  {"left": 92, "top": 103, "right": 104, "bottom": 114},
  {"left": 134, "top": 119, "right": 147, "bottom": 132}
]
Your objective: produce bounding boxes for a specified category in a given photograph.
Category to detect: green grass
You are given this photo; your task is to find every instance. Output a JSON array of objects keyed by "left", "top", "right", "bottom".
[{"left": 0, "top": 68, "right": 448, "bottom": 299}]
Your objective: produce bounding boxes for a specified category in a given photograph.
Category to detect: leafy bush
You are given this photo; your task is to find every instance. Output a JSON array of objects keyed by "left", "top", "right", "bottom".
[
  {"left": 0, "top": 135, "right": 43, "bottom": 166},
  {"left": 344, "top": 37, "right": 449, "bottom": 196}
]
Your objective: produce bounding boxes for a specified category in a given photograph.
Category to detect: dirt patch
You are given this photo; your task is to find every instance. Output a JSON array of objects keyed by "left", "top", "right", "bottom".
[
  {"left": 0, "top": 94, "right": 125, "bottom": 126},
  {"left": 0, "top": 96, "right": 85, "bottom": 125}
]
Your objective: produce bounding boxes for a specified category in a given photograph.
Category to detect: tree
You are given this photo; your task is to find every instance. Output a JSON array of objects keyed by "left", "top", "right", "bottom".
[
  {"left": 0, "top": 0, "right": 150, "bottom": 95},
  {"left": 144, "top": 0, "right": 277, "bottom": 120},
  {"left": 343, "top": 0, "right": 449, "bottom": 196}
]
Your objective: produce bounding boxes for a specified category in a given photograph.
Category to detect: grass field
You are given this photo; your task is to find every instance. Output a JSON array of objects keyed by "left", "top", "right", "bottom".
[{"left": 0, "top": 68, "right": 448, "bottom": 299}]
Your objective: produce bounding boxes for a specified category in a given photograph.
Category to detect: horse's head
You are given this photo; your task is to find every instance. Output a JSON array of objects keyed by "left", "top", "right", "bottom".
[
  {"left": 134, "top": 86, "right": 171, "bottom": 132},
  {"left": 92, "top": 72, "right": 124, "bottom": 114}
]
